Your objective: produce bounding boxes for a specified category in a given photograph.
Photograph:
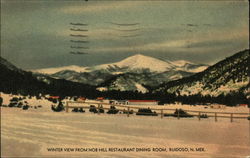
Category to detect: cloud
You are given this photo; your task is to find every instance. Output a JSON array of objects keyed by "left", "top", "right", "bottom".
[
  {"left": 60, "top": 1, "right": 141, "bottom": 14},
  {"left": 59, "top": 27, "right": 144, "bottom": 41},
  {"left": 90, "top": 26, "right": 248, "bottom": 53},
  {"left": 90, "top": 39, "right": 188, "bottom": 53}
]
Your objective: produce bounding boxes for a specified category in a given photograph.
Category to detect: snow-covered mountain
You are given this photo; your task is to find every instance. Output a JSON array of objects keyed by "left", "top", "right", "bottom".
[
  {"left": 32, "top": 54, "right": 208, "bottom": 93},
  {"left": 2, "top": 50, "right": 248, "bottom": 100},
  {"left": 154, "top": 49, "right": 250, "bottom": 97},
  {"left": 33, "top": 54, "right": 207, "bottom": 74},
  {"left": 0, "top": 57, "right": 98, "bottom": 96},
  {"left": 32, "top": 65, "right": 90, "bottom": 74},
  {"left": 91, "top": 54, "right": 176, "bottom": 72},
  {"left": 171, "top": 60, "right": 208, "bottom": 73}
]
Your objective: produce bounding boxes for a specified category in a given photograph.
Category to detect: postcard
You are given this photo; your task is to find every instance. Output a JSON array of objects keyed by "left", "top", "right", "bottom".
[{"left": 1, "top": 0, "right": 249, "bottom": 157}]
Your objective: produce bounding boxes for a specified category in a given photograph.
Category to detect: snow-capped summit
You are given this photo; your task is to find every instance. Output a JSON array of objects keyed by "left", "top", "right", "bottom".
[
  {"left": 32, "top": 54, "right": 208, "bottom": 75},
  {"left": 93, "top": 54, "right": 175, "bottom": 72}
]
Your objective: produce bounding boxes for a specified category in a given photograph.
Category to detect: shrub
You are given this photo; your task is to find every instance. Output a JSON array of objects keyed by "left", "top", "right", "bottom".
[
  {"left": 89, "top": 105, "right": 98, "bottom": 113},
  {"left": 10, "top": 97, "right": 19, "bottom": 102},
  {"left": 72, "top": 108, "right": 85, "bottom": 113},
  {"left": 8, "top": 97, "right": 19, "bottom": 107},
  {"left": 98, "top": 106, "right": 105, "bottom": 113},
  {"left": 79, "top": 108, "right": 85, "bottom": 113},
  {"left": 8, "top": 102, "right": 17, "bottom": 107},
  {"left": 17, "top": 102, "right": 23, "bottom": 108},
  {"left": 107, "top": 105, "right": 119, "bottom": 114},
  {"left": 22, "top": 105, "right": 29, "bottom": 110},
  {"left": 72, "top": 108, "right": 79, "bottom": 112},
  {"left": 136, "top": 108, "right": 158, "bottom": 116},
  {"left": 164, "top": 113, "right": 175, "bottom": 117},
  {"left": 123, "top": 109, "right": 133, "bottom": 114},
  {"left": 200, "top": 114, "right": 208, "bottom": 118},
  {"left": 51, "top": 101, "right": 64, "bottom": 112},
  {"left": 164, "top": 109, "right": 193, "bottom": 118},
  {"left": 174, "top": 109, "right": 193, "bottom": 117}
]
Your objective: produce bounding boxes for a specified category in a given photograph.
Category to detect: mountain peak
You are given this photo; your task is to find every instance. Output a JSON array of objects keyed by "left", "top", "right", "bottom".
[
  {"left": 129, "top": 53, "right": 148, "bottom": 58},
  {"left": 120, "top": 53, "right": 160, "bottom": 63},
  {"left": 94, "top": 53, "right": 175, "bottom": 72}
]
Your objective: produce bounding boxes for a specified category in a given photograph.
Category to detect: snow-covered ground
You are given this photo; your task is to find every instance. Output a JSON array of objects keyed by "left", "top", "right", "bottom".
[
  {"left": 1, "top": 107, "right": 250, "bottom": 158},
  {"left": 1, "top": 94, "right": 250, "bottom": 158}
]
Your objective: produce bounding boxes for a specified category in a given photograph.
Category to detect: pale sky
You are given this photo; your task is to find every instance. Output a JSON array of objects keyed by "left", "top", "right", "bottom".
[{"left": 1, "top": 0, "right": 249, "bottom": 69}]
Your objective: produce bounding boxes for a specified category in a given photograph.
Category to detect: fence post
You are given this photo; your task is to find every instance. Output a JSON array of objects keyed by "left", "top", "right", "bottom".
[
  {"left": 215, "top": 113, "right": 217, "bottom": 122},
  {"left": 198, "top": 112, "right": 201, "bottom": 121},
  {"left": 98, "top": 104, "right": 100, "bottom": 115},
  {"left": 161, "top": 109, "right": 163, "bottom": 119},
  {"left": 230, "top": 113, "right": 233, "bottom": 122},
  {"left": 127, "top": 107, "right": 130, "bottom": 117},
  {"left": 177, "top": 109, "right": 180, "bottom": 120},
  {"left": 66, "top": 101, "right": 69, "bottom": 113}
]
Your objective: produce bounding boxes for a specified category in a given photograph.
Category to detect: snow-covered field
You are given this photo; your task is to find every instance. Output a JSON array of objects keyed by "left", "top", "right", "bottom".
[
  {"left": 1, "top": 105, "right": 250, "bottom": 158},
  {"left": 1, "top": 93, "right": 250, "bottom": 157}
]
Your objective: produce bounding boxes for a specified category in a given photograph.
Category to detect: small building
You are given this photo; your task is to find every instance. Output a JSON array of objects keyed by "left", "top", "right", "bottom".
[
  {"left": 77, "top": 97, "right": 86, "bottom": 102},
  {"left": 49, "top": 96, "right": 60, "bottom": 99},
  {"left": 237, "top": 104, "right": 248, "bottom": 108},
  {"left": 127, "top": 100, "right": 158, "bottom": 105},
  {"left": 97, "top": 97, "right": 105, "bottom": 101},
  {"left": 110, "top": 100, "right": 128, "bottom": 105}
]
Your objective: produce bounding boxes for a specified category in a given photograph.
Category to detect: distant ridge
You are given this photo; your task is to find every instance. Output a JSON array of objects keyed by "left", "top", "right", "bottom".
[
  {"left": 154, "top": 49, "right": 250, "bottom": 97},
  {"left": 31, "top": 54, "right": 208, "bottom": 93},
  {"left": 32, "top": 54, "right": 207, "bottom": 74},
  {"left": 0, "top": 57, "right": 98, "bottom": 96}
]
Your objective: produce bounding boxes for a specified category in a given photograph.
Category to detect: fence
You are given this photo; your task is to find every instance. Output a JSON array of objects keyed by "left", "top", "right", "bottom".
[{"left": 65, "top": 101, "right": 250, "bottom": 122}]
